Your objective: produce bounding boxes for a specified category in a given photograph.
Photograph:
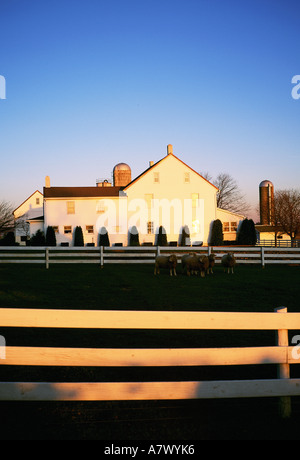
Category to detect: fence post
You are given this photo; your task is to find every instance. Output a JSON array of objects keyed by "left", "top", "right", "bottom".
[
  {"left": 157, "top": 246, "right": 160, "bottom": 257},
  {"left": 45, "top": 248, "right": 49, "bottom": 270},
  {"left": 275, "top": 306, "right": 291, "bottom": 418},
  {"left": 261, "top": 247, "right": 265, "bottom": 269}
]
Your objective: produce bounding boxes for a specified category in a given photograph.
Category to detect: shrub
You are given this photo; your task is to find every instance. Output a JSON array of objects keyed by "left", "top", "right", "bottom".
[
  {"left": 157, "top": 226, "right": 168, "bottom": 246},
  {"left": 179, "top": 225, "right": 190, "bottom": 246},
  {"left": 30, "top": 230, "right": 46, "bottom": 246},
  {"left": 237, "top": 219, "right": 257, "bottom": 246},
  {"left": 74, "top": 226, "right": 84, "bottom": 246},
  {"left": 98, "top": 227, "right": 110, "bottom": 247},
  {"left": 45, "top": 226, "right": 56, "bottom": 246},
  {"left": 0, "top": 231, "right": 16, "bottom": 246},
  {"left": 129, "top": 226, "right": 140, "bottom": 246},
  {"left": 210, "top": 219, "right": 224, "bottom": 246}
]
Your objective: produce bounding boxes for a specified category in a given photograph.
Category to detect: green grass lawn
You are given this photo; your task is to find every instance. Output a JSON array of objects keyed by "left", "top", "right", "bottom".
[
  {"left": 0, "top": 263, "right": 300, "bottom": 440},
  {"left": 0, "top": 263, "right": 299, "bottom": 312}
]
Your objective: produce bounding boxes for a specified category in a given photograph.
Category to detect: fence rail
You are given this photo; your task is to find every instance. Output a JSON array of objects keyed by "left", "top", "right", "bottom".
[
  {"left": 0, "top": 307, "right": 299, "bottom": 418},
  {"left": 1, "top": 246, "right": 300, "bottom": 268}
]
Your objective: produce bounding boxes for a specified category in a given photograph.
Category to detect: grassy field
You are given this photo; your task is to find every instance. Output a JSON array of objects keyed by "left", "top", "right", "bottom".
[
  {"left": 0, "top": 263, "right": 300, "bottom": 440},
  {"left": 0, "top": 262, "right": 299, "bottom": 312}
]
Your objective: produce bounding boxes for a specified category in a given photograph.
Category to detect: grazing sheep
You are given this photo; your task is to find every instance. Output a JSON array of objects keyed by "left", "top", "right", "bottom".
[
  {"left": 154, "top": 254, "right": 177, "bottom": 276},
  {"left": 222, "top": 252, "right": 236, "bottom": 274},
  {"left": 198, "top": 255, "right": 209, "bottom": 278},
  {"left": 186, "top": 254, "right": 209, "bottom": 278},
  {"left": 207, "top": 253, "right": 216, "bottom": 274},
  {"left": 181, "top": 253, "right": 197, "bottom": 274}
]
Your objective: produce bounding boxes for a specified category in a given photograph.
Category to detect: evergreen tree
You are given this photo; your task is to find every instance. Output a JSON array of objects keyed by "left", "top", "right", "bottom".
[
  {"left": 0, "top": 231, "right": 16, "bottom": 246},
  {"left": 30, "top": 230, "right": 46, "bottom": 246},
  {"left": 210, "top": 219, "right": 224, "bottom": 246},
  {"left": 157, "top": 226, "right": 168, "bottom": 246},
  {"left": 179, "top": 226, "right": 190, "bottom": 246},
  {"left": 46, "top": 226, "right": 56, "bottom": 246},
  {"left": 129, "top": 226, "right": 140, "bottom": 246},
  {"left": 74, "top": 226, "right": 84, "bottom": 246},
  {"left": 98, "top": 227, "right": 110, "bottom": 247},
  {"left": 237, "top": 219, "right": 257, "bottom": 245}
]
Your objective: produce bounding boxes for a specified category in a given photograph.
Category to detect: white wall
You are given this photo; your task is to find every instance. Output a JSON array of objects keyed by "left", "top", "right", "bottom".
[{"left": 125, "top": 154, "right": 217, "bottom": 245}]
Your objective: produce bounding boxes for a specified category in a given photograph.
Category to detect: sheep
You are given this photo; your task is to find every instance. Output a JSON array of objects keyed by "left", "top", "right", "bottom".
[
  {"left": 198, "top": 255, "right": 209, "bottom": 278},
  {"left": 181, "top": 253, "right": 197, "bottom": 274},
  {"left": 154, "top": 254, "right": 177, "bottom": 276},
  {"left": 222, "top": 252, "right": 236, "bottom": 274},
  {"left": 207, "top": 253, "right": 216, "bottom": 274},
  {"left": 185, "top": 254, "right": 209, "bottom": 278}
]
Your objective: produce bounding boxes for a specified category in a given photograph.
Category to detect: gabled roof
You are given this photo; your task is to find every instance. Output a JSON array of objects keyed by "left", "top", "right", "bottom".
[
  {"left": 44, "top": 186, "right": 123, "bottom": 198},
  {"left": 13, "top": 190, "right": 43, "bottom": 214},
  {"left": 123, "top": 153, "right": 218, "bottom": 191}
]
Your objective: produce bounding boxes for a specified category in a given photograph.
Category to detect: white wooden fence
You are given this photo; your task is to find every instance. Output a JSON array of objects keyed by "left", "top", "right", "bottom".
[
  {"left": 0, "top": 246, "right": 300, "bottom": 268},
  {"left": 0, "top": 307, "right": 299, "bottom": 418}
]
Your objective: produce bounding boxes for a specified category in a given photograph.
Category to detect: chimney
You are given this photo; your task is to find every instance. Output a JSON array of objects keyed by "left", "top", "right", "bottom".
[
  {"left": 167, "top": 144, "right": 173, "bottom": 155},
  {"left": 149, "top": 161, "right": 154, "bottom": 167},
  {"left": 45, "top": 176, "right": 51, "bottom": 188}
]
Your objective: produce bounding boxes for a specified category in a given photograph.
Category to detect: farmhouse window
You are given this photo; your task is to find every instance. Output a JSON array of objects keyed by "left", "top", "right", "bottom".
[
  {"left": 64, "top": 226, "right": 72, "bottom": 234},
  {"left": 67, "top": 201, "right": 75, "bottom": 214},
  {"left": 154, "top": 172, "right": 160, "bottom": 183},
  {"left": 184, "top": 173, "right": 190, "bottom": 183},
  {"left": 223, "top": 222, "right": 230, "bottom": 232},
  {"left": 86, "top": 225, "right": 94, "bottom": 234},
  {"left": 96, "top": 201, "right": 105, "bottom": 214},
  {"left": 147, "top": 221, "right": 154, "bottom": 234},
  {"left": 231, "top": 222, "right": 238, "bottom": 232}
]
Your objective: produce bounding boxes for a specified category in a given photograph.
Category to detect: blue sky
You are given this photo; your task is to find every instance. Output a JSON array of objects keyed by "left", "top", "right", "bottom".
[{"left": 0, "top": 0, "right": 299, "bottom": 220}]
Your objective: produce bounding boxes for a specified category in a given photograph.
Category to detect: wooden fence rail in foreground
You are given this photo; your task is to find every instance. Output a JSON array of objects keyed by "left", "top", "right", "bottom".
[
  {"left": 0, "top": 307, "right": 300, "bottom": 418},
  {"left": 0, "top": 246, "right": 300, "bottom": 268}
]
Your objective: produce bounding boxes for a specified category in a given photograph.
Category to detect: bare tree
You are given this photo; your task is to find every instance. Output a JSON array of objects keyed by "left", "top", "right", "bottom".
[
  {"left": 0, "top": 200, "right": 14, "bottom": 236},
  {"left": 274, "top": 189, "right": 300, "bottom": 247},
  {"left": 201, "top": 172, "right": 250, "bottom": 215}
]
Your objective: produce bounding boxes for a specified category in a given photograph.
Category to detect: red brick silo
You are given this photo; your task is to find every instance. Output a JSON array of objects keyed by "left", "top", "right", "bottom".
[{"left": 259, "top": 180, "right": 274, "bottom": 225}]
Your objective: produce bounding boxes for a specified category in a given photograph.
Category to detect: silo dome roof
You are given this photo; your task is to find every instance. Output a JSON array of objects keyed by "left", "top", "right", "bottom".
[
  {"left": 259, "top": 180, "right": 274, "bottom": 188},
  {"left": 113, "top": 163, "right": 131, "bottom": 172}
]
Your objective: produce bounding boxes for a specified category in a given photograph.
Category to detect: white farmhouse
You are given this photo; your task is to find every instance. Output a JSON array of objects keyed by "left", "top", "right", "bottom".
[
  {"left": 13, "top": 190, "right": 44, "bottom": 244},
  {"left": 16, "top": 145, "right": 245, "bottom": 246}
]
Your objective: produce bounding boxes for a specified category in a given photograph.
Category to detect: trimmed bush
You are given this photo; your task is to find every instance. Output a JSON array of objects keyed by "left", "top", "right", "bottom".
[
  {"left": 0, "top": 231, "right": 17, "bottom": 246},
  {"left": 30, "top": 230, "right": 46, "bottom": 246},
  {"left": 157, "top": 226, "right": 168, "bottom": 246},
  {"left": 98, "top": 227, "right": 110, "bottom": 247},
  {"left": 237, "top": 219, "right": 257, "bottom": 246},
  {"left": 179, "top": 225, "right": 190, "bottom": 246},
  {"left": 210, "top": 219, "right": 224, "bottom": 246},
  {"left": 129, "top": 226, "right": 140, "bottom": 246},
  {"left": 46, "top": 226, "right": 56, "bottom": 246},
  {"left": 74, "top": 226, "right": 84, "bottom": 247}
]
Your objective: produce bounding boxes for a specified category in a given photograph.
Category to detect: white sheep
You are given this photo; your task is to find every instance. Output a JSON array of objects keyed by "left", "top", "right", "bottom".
[
  {"left": 154, "top": 254, "right": 177, "bottom": 276},
  {"left": 185, "top": 254, "right": 209, "bottom": 278},
  {"left": 181, "top": 253, "right": 197, "bottom": 274},
  {"left": 222, "top": 252, "right": 236, "bottom": 274}
]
